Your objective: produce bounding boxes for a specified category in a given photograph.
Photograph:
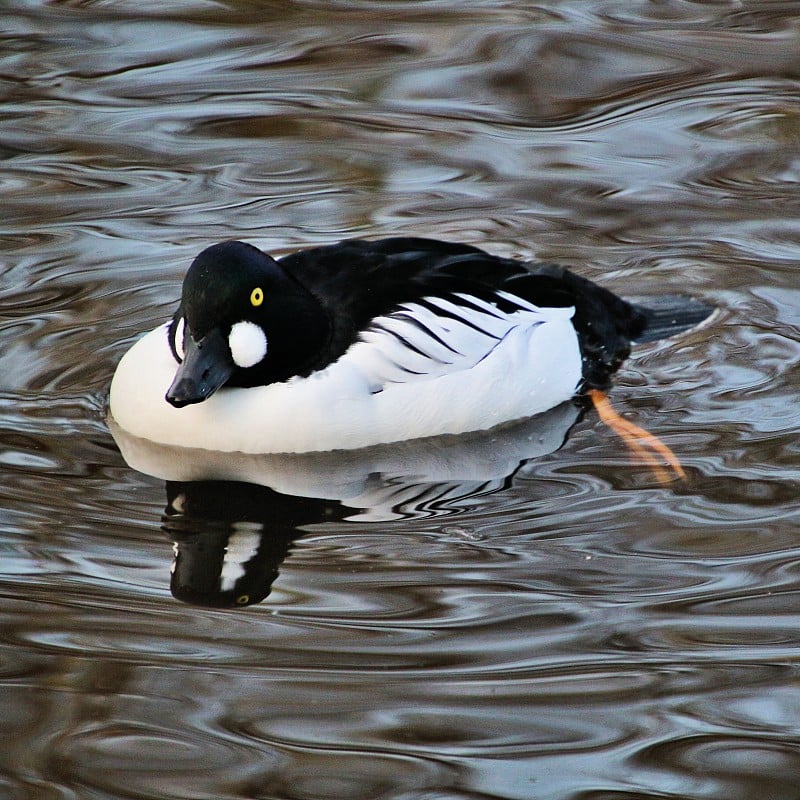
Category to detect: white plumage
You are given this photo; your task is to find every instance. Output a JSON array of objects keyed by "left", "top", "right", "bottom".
[{"left": 228, "top": 321, "right": 267, "bottom": 368}]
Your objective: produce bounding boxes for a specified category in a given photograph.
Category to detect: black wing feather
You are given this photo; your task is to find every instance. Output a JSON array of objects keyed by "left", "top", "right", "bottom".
[{"left": 278, "top": 237, "right": 704, "bottom": 388}]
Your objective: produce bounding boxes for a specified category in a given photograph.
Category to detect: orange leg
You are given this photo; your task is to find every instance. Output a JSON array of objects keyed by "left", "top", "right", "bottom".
[{"left": 587, "top": 389, "right": 686, "bottom": 483}]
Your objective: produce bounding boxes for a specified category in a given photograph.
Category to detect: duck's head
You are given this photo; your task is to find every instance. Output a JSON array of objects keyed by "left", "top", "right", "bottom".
[{"left": 165, "top": 241, "right": 328, "bottom": 408}]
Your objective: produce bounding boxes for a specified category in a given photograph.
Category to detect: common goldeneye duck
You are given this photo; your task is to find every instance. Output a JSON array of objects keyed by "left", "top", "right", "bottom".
[{"left": 109, "top": 237, "right": 712, "bottom": 461}]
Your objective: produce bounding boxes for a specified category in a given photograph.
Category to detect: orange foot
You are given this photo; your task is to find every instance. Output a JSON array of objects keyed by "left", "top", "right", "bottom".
[{"left": 587, "top": 389, "right": 686, "bottom": 484}]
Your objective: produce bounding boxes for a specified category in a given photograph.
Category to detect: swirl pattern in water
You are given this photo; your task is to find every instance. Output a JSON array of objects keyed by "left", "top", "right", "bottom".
[{"left": 1, "top": 2, "right": 800, "bottom": 799}]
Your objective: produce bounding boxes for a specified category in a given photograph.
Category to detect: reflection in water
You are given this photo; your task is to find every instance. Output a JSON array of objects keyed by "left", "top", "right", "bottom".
[
  {"left": 164, "top": 481, "right": 338, "bottom": 608},
  {"left": 3, "top": 1, "right": 800, "bottom": 797},
  {"left": 115, "top": 403, "right": 581, "bottom": 606}
]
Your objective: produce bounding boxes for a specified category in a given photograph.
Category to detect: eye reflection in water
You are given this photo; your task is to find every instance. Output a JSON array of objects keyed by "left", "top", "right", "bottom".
[{"left": 111, "top": 402, "right": 582, "bottom": 608}]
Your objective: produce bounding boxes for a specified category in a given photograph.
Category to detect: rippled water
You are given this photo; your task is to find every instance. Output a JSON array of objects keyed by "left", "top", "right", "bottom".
[{"left": 1, "top": 2, "right": 799, "bottom": 798}]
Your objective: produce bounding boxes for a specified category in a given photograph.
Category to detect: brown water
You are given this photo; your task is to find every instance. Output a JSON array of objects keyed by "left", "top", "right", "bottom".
[{"left": 1, "top": 2, "right": 799, "bottom": 798}]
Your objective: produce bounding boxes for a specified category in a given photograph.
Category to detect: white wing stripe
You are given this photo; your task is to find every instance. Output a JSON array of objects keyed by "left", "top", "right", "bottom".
[
  {"left": 374, "top": 323, "right": 453, "bottom": 364},
  {"left": 420, "top": 296, "right": 508, "bottom": 338},
  {"left": 495, "top": 289, "right": 541, "bottom": 312},
  {"left": 374, "top": 314, "right": 461, "bottom": 363},
  {"left": 451, "top": 292, "right": 509, "bottom": 318},
  {"left": 392, "top": 312, "right": 464, "bottom": 355},
  {"left": 348, "top": 293, "right": 554, "bottom": 391}
]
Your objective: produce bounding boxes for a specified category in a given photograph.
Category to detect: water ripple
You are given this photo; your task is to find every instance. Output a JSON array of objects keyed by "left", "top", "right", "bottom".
[{"left": 2, "top": 2, "right": 800, "bottom": 799}]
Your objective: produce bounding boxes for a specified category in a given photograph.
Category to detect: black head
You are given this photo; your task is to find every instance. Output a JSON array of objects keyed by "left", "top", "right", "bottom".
[{"left": 166, "top": 241, "right": 329, "bottom": 408}]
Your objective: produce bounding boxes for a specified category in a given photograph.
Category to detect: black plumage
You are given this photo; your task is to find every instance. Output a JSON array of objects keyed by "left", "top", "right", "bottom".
[{"left": 276, "top": 237, "right": 709, "bottom": 389}]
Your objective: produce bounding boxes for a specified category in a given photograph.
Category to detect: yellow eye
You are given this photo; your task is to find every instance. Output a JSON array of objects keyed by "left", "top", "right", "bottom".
[{"left": 250, "top": 287, "right": 264, "bottom": 307}]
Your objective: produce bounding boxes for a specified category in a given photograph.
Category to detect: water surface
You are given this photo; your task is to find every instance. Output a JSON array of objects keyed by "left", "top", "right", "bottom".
[{"left": 1, "top": 2, "right": 799, "bottom": 799}]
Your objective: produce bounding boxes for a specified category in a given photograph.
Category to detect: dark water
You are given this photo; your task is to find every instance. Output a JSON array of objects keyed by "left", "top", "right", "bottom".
[{"left": 2, "top": 2, "right": 799, "bottom": 798}]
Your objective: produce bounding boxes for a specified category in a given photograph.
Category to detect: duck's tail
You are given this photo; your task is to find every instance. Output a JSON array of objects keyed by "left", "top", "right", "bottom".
[{"left": 630, "top": 294, "right": 715, "bottom": 344}]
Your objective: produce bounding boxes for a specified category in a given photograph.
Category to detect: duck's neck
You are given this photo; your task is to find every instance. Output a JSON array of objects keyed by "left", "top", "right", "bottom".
[
  {"left": 273, "top": 286, "right": 333, "bottom": 382},
  {"left": 232, "top": 279, "right": 332, "bottom": 388}
]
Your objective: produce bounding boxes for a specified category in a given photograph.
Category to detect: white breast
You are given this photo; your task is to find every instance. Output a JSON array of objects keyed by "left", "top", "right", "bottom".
[{"left": 109, "top": 298, "right": 582, "bottom": 454}]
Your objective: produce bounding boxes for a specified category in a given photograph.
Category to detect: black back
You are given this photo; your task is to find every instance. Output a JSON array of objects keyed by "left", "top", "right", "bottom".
[{"left": 280, "top": 237, "right": 649, "bottom": 388}]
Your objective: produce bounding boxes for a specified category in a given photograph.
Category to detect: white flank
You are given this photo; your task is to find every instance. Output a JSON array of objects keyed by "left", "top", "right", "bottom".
[{"left": 109, "top": 298, "right": 582, "bottom": 454}]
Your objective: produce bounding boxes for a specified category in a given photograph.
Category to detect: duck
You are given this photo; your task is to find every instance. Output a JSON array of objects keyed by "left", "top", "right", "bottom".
[{"left": 109, "top": 237, "right": 711, "bottom": 467}]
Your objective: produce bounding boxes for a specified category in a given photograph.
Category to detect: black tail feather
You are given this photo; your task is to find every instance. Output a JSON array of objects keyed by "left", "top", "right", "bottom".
[{"left": 630, "top": 295, "right": 715, "bottom": 344}]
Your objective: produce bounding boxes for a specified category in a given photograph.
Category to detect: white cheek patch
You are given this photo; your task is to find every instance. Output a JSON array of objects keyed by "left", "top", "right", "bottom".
[
  {"left": 174, "top": 317, "right": 186, "bottom": 360},
  {"left": 229, "top": 321, "right": 268, "bottom": 368}
]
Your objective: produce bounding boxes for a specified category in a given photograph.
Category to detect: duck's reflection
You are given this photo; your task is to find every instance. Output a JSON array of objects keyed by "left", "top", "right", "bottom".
[
  {"left": 111, "top": 401, "right": 582, "bottom": 607},
  {"left": 164, "top": 481, "right": 344, "bottom": 607}
]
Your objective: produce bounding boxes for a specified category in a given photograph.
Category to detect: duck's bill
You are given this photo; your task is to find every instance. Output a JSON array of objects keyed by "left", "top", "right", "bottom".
[{"left": 166, "top": 327, "right": 234, "bottom": 408}]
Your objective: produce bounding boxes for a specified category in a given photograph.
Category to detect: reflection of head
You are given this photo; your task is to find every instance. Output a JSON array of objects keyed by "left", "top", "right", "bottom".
[{"left": 163, "top": 481, "right": 344, "bottom": 608}]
